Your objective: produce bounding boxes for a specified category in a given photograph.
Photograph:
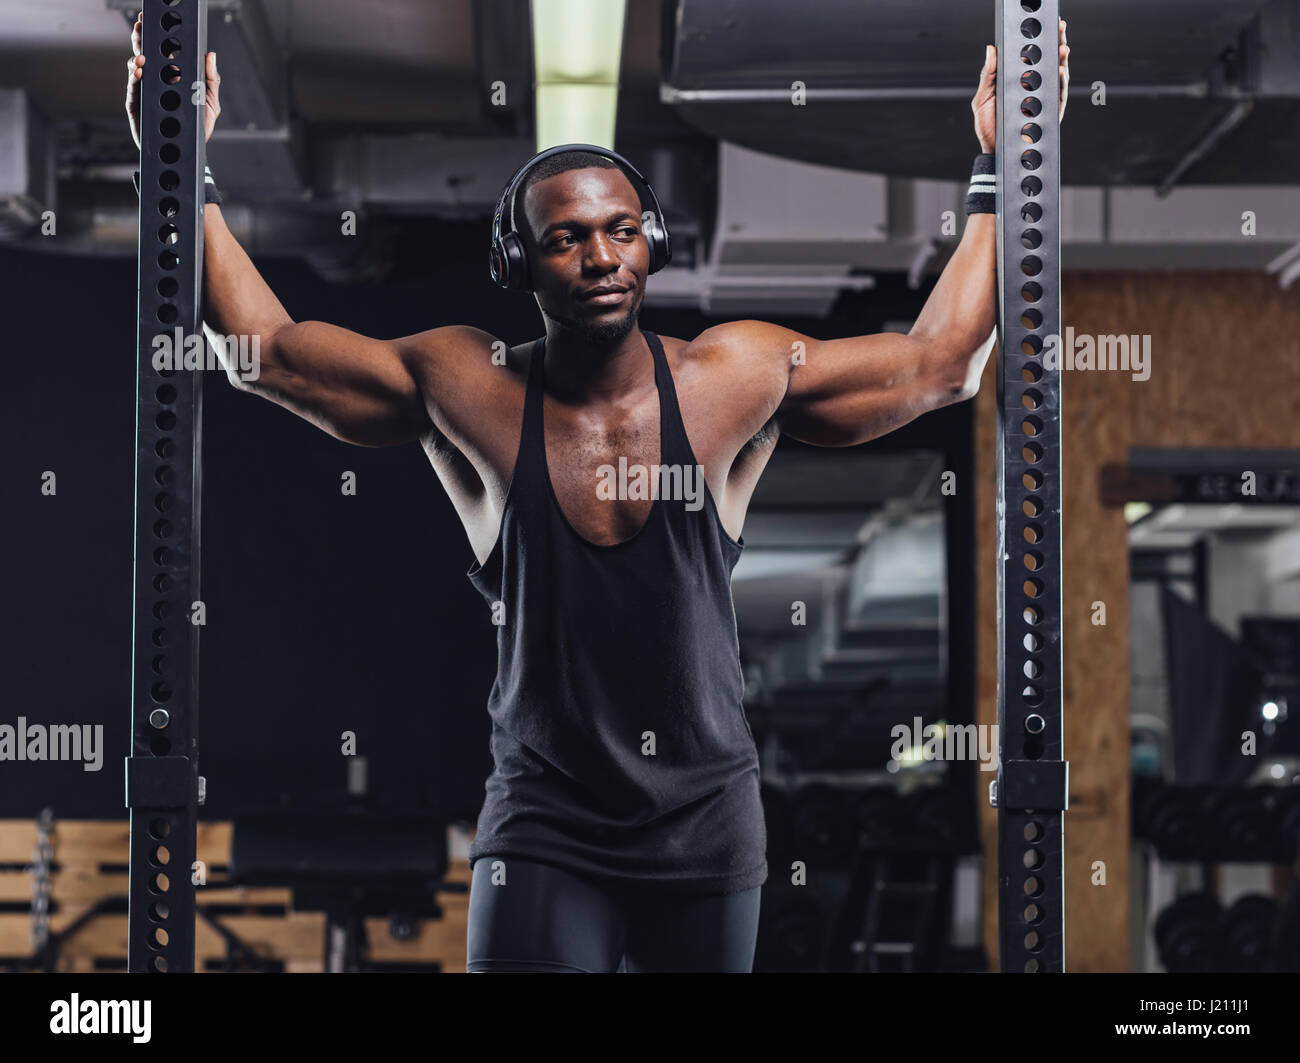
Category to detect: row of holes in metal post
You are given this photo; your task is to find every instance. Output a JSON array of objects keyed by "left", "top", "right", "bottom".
[
  {"left": 1015, "top": 7, "right": 1052, "bottom": 736},
  {"left": 144, "top": 817, "right": 175, "bottom": 967},
  {"left": 143, "top": 0, "right": 188, "bottom": 974},
  {"left": 1016, "top": 0, "right": 1055, "bottom": 972},
  {"left": 151, "top": 7, "right": 190, "bottom": 321}
]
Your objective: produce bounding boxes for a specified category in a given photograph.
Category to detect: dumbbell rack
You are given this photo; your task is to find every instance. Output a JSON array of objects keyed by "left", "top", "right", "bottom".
[{"left": 1132, "top": 778, "right": 1300, "bottom": 971}]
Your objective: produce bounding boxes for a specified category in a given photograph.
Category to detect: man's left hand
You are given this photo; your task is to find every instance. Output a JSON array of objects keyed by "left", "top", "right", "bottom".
[{"left": 973, "top": 17, "right": 1070, "bottom": 154}]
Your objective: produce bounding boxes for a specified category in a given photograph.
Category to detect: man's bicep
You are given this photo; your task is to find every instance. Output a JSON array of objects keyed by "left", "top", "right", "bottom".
[
  {"left": 774, "top": 330, "right": 947, "bottom": 446},
  {"left": 246, "top": 321, "right": 443, "bottom": 447},
  {"left": 338, "top": 323, "right": 503, "bottom": 446}
]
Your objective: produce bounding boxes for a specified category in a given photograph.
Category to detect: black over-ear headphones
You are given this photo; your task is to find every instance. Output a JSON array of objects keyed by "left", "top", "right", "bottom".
[{"left": 488, "top": 142, "right": 672, "bottom": 291}]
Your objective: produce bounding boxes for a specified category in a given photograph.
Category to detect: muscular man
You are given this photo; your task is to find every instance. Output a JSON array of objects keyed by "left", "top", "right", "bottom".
[{"left": 127, "top": 15, "right": 1069, "bottom": 972}]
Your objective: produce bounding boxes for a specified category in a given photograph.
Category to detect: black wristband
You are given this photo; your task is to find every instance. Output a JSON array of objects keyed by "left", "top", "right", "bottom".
[
  {"left": 965, "top": 154, "right": 995, "bottom": 214},
  {"left": 131, "top": 164, "right": 223, "bottom": 204},
  {"left": 203, "top": 164, "right": 223, "bottom": 205}
]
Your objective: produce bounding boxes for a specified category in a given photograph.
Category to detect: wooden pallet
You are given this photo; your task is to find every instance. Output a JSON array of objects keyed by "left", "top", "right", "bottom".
[{"left": 0, "top": 820, "right": 469, "bottom": 973}]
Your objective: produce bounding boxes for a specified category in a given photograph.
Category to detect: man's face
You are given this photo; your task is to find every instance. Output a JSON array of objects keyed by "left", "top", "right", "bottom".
[{"left": 521, "top": 166, "right": 648, "bottom": 347}]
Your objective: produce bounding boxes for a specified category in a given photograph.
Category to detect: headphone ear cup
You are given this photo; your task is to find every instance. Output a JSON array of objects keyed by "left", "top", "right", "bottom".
[
  {"left": 645, "top": 213, "right": 671, "bottom": 274},
  {"left": 500, "top": 231, "right": 530, "bottom": 291},
  {"left": 489, "top": 240, "right": 508, "bottom": 288}
]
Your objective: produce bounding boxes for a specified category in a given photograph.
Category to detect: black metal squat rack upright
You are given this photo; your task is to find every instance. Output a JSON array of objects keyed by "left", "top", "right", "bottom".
[
  {"left": 127, "top": 0, "right": 207, "bottom": 973},
  {"left": 993, "top": 0, "right": 1069, "bottom": 973}
]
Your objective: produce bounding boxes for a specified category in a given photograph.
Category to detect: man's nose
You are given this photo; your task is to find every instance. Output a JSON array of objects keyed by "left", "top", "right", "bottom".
[{"left": 583, "top": 234, "right": 620, "bottom": 272}]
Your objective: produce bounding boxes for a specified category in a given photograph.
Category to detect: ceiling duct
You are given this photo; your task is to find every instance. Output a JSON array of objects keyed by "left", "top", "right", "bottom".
[{"left": 660, "top": 0, "right": 1300, "bottom": 186}]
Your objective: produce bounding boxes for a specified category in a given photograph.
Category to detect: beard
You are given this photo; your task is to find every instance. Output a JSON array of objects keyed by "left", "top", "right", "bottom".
[{"left": 550, "top": 298, "right": 640, "bottom": 350}]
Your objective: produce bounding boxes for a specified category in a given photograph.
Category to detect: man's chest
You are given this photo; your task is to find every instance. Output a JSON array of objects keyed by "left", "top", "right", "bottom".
[{"left": 542, "top": 389, "right": 666, "bottom": 545}]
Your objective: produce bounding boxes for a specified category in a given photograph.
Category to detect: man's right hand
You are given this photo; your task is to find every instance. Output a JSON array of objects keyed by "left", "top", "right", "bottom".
[{"left": 126, "top": 10, "right": 220, "bottom": 149}]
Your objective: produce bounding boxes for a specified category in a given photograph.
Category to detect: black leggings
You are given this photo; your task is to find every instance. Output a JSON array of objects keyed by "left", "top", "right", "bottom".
[{"left": 467, "top": 857, "right": 761, "bottom": 972}]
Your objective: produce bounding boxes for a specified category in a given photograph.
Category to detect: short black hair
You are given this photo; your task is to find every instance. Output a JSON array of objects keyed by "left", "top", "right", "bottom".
[{"left": 513, "top": 150, "right": 624, "bottom": 235}]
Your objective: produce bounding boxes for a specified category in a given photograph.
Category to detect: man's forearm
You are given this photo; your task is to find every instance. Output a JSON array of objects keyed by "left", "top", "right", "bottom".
[
  {"left": 908, "top": 211, "right": 998, "bottom": 392},
  {"left": 201, "top": 203, "right": 294, "bottom": 364}
]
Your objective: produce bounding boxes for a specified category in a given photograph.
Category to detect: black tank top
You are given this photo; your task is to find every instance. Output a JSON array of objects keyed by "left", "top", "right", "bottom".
[{"left": 466, "top": 329, "right": 767, "bottom": 895}]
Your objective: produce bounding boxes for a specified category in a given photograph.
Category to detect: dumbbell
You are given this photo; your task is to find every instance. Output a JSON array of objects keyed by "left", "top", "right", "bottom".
[
  {"left": 1211, "top": 786, "right": 1282, "bottom": 861},
  {"left": 1154, "top": 892, "right": 1223, "bottom": 973},
  {"left": 1222, "top": 894, "right": 1278, "bottom": 972}
]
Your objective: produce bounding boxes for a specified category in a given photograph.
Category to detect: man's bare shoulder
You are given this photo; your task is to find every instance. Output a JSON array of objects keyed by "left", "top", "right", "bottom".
[
  {"left": 659, "top": 321, "right": 792, "bottom": 456},
  {"left": 669, "top": 319, "right": 794, "bottom": 389},
  {"left": 398, "top": 325, "right": 537, "bottom": 399},
  {"left": 399, "top": 325, "right": 523, "bottom": 372}
]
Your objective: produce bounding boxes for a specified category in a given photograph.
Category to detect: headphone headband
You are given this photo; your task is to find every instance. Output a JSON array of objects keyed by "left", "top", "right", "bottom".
[{"left": 489, "top": 142, "right": 671, "bottom": 290}]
